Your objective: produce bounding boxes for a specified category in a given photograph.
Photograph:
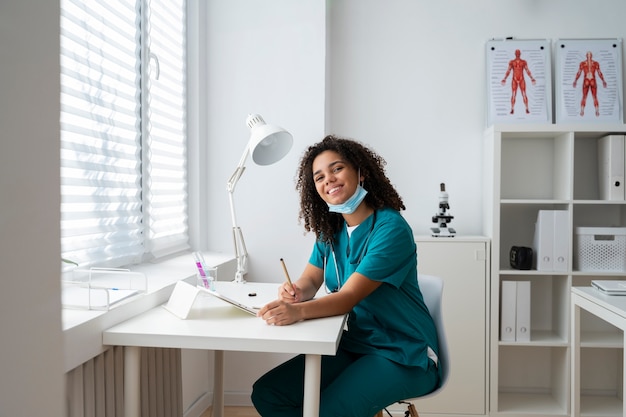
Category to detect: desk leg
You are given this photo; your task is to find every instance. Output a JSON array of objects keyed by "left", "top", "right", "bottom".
[
  {"left": 571, "top": 302, "right": 581, "bottom": 417},
  {"left": 303, "top": 354, "right": 321, "bottom": 417},
  {"left": 213, "top": 350, "right": 225, "bottom": 417},
  {"left": 124, "top": 346, "right": 141, "bottom": 417}
]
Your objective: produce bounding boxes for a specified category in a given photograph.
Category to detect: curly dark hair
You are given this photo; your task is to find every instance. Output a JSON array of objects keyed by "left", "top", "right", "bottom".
[{"left": 295, "top": 135, "right": 405, "bottom": 244}]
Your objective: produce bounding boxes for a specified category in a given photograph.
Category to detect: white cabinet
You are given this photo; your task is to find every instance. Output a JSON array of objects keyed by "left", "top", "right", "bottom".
[
  {"left": 396, "top": 236, "right": 489, "bottom": 416},
  {"left": 484, "top": 124, "right": 626, "bottom": 417}
]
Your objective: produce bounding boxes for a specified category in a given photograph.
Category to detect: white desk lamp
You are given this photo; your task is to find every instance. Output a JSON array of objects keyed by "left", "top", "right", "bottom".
[{"left": 227, "top": 114, "right": 293, "bottom": 283}]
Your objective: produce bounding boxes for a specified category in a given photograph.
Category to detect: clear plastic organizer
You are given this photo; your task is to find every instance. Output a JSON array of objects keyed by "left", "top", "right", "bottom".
[
  {"left": 62, "top": 267, "right": 147, "bottom": 310},
  {"left": 575, "top": 227, "right": 626, "bottom": 272}
]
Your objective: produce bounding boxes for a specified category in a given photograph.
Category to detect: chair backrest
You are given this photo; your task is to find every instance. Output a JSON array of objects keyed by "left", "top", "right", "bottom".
[{"left": 417, "top": 274, "right": 450, "bottom": 394}]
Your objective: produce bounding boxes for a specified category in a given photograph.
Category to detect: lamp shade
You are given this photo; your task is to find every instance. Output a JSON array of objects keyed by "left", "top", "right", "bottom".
[{"left": 246, "top": 114, "right": 293, "bottom": 166}]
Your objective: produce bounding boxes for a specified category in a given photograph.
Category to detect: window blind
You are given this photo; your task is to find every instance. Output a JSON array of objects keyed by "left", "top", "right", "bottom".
[
  {"left": 60, "top": 0, "right": 188, "bottom": 269},
  {"left": 143, "top": 0, "right": 189, "bottom": 258}
]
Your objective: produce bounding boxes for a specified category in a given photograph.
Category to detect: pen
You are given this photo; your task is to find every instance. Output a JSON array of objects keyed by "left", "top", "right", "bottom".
[
  {"left": 279, "top": 258, "right": 295, "bottom": 293},
  {"left": 193, "top": 252, "right": 210, "bottom": 289}
]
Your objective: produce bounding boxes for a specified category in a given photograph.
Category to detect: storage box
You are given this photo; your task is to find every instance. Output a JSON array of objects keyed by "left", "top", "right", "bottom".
[{"left": 575, "top": 227, "right": 626, "bottom": 272}]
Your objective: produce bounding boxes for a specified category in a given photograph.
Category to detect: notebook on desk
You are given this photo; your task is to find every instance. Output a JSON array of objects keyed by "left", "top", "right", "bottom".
[
  {"left": 202, "top": 281, "right": 278, "bottom": 316},
  {"left": 591, "top": 280, "right": 626, "bottom": 295}
]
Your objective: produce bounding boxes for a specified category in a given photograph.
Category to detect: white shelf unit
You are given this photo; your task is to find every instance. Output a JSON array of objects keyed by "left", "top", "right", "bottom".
[{"left": 484, "top": 124, "right": 626, "bottom": 417}]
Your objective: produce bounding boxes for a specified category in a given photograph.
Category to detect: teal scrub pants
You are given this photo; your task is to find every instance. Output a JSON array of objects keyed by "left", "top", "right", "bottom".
[{"left": 251, "top": 343, "right": 439, "bottom": 417}]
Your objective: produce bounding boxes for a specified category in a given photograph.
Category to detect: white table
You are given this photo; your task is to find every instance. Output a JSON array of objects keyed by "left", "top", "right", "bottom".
[
  {"left": 571, "top": 286, "right": 626, "bottom": 416},
  {"left": 103, "top": 282, "right": 346, "bottom": 417}
]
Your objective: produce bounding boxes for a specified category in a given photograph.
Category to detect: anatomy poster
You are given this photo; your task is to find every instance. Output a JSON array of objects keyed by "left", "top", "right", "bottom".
[
  {"left": 486, "top": 39, "right": 552, "bottom": 125},
  {"left": 556, "top": 39, "right": 623, "bottom": 123}
]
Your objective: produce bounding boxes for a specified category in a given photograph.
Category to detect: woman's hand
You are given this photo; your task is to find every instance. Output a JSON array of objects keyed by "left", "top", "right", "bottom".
[
  {"left": 277, "top": 281, "right": 302, "bottom": 303},
  {"left": 257, "top": 299, "right": 302, "bottom": 326}
]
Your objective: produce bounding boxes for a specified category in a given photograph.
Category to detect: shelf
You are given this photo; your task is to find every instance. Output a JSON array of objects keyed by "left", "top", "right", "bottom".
[
  {"left": 500, "top": 269, "right": 569, "bottom": 276},
  {"left": 578, "top": 347, "right": 623, "bottom": 416},
  {"left": 580, "top": 331, "right": 623, "bottom": 348},
  {"left": 486, "top": 125, "right": 626, "bottom": 417},
  {"left": 501, "top": 199, "right": 572, "bottom": 204},
  {"left": 497, "top": 392, "right": 567, "bottom": 415},
  {"left": 501, "top": 199, "right": 626, "bottom": 205},
  {"left": 574, "top": 271, "right": 626, "bottom": 275},
  {"left": 580, "top": 393, "right": 622, "bottom": 417},
  {"left": 573, "top": 200, "right": 626, "bottom": 205},
  {"left": 499, "top": 329, "right": 568, "bottom": 347},
  {"left": 498, "top": 345, "right": 569, "bottom": 413},
  {"left": 487, "top": 123, "right": 626, "bottom": 135}
]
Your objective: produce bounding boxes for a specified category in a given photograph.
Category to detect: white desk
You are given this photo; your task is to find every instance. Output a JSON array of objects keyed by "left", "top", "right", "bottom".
[
  {"left": 571, "top": 286, "right": 626, "bottom": 416},
  {"left": 103, "top": 283, "right": 346, "bottom": 417}
]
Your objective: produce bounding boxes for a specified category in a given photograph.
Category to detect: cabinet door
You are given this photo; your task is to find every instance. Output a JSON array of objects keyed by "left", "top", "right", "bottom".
[{"left": 414, "top": 239, "right": 488, "bottom": 415}]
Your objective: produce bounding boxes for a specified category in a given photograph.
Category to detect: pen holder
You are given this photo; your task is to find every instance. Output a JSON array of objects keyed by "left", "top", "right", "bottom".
[{"left": 197, "top": 266, "right": 217, "bottom": 291}]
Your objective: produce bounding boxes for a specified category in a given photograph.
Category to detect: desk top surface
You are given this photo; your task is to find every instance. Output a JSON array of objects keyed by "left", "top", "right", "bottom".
[
  {"left": 103, "top": 282, "right": 346, "bottom": 356},
  {"left": 572, "top": 286, "right": 626, "bottom": 321}
]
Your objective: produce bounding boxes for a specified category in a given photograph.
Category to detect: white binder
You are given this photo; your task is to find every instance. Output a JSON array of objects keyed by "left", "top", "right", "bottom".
[
  {"left": 533, "top": 210, "right": 554, "bottom": 271},
  {"left": 552, "top": 210, "right": 569, "bottom": 272},
  {"left": 598, "top": 135, "right": 625, "bottom": 201},
  {"left": 515, "top": 281, "right": 531, "bottom": 342},
  {"left": 500, "top": 281, "right": 517, "bottom": 342}
]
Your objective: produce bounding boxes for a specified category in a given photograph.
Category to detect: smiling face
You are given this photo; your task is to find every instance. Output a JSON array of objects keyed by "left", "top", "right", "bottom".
[{"left": 312, "top": 150, "right": 361, "bottom": 206}]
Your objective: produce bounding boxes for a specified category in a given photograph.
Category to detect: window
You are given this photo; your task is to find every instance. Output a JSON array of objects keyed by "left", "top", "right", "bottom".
[{"left": 60, "top": 0, "right": 188, "bottom": 270}]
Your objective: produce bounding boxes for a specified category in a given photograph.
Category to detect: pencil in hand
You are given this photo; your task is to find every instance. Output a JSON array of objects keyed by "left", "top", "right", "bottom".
[{"left": 280, "top": 258, "right": 295, "bottom": 292}]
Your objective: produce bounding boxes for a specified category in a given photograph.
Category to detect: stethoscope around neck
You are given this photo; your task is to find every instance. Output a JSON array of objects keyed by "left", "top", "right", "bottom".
[{"left": 323, "top": 210, "right": 377, "bottom": 293}]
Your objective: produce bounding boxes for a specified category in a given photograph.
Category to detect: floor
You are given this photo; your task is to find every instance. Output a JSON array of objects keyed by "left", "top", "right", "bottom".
[{"left": 200, "top": 406, "right": 261, "bottom": 417}]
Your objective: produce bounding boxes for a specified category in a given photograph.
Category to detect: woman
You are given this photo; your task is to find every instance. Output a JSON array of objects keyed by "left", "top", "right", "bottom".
[{"left": 252, "top": 135, "right": 440, "bottom": 417}]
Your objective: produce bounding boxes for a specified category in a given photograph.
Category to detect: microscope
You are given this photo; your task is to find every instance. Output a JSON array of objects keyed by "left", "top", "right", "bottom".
[{"left": 431, "top": 183, "right": 456, "bottom": 237}]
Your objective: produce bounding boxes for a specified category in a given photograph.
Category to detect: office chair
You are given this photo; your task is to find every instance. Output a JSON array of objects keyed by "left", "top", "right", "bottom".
[{"left": 374, "top": 274, "right": 450, "bottom": 417}]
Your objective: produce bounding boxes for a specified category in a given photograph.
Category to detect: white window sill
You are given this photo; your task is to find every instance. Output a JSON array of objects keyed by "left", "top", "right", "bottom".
[{"left": 62, "top": 251, "right": 236, "bottom": 373}]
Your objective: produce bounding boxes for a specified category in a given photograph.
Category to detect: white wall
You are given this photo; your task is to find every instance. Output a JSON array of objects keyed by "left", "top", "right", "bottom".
[
  {"left": 0, "top": 2, "right": 64, "bottom": 417},
  {"left": 199, "top": 0, "right": 327, "bottom": 406},
  {"left": 204, "top": 0, "right": 326, "bottom": 271},
  {"left": 206, "top": 0, "right": 626, "bottom": 283},
  {"left": 327, "top": 0, "right": 626, "bottom": 240},
  {"left": 202, "top": 0, "right": 626, "bottom": 407}
]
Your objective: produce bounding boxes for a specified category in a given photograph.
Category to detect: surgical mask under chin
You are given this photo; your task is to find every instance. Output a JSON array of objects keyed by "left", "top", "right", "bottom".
[{"left": 327, "top": 184, "right": 368, "bottom": 214}]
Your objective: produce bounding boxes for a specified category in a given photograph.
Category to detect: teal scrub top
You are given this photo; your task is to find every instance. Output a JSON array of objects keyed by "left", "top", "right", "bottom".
[{"left": 309, "top": 207, "right": 439, "bottom": 371}]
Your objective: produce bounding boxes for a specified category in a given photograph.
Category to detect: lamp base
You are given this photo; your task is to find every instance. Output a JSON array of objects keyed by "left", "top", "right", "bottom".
[
  {"left": 230, "top": 226, "right": 248, "bottom": 284},
  {"left": 233, "top": 271, "right": 246, "bottom": 284}
]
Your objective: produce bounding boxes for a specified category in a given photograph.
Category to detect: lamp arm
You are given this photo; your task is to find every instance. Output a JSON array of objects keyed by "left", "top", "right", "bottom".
[
  {"left": 226, "top": 146, "right": 250, "bottom": 193},
  {"left": 228, "top": 189, "right": 248, "bottom": 283},
  {"left": 226, "top": 145, "right": 251, "bottom": 283}
]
